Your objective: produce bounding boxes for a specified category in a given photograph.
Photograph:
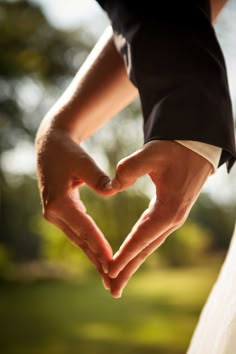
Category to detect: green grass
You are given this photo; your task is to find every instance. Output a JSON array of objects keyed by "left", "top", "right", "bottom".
[{"left": 0, "top": 256, "right": 224, "bottom": 354}]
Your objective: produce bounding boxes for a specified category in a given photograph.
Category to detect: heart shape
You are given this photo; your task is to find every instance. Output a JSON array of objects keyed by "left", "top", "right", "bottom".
[{"left": 36, "top": 130, "right": 212, "bottom": 298}]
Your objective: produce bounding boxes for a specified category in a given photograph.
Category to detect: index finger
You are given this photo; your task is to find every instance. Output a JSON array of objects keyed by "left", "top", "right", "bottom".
[
  {"left": 109, "top": 200, "right": 174, "bottom": 279},
  {"left": 48, "top": 192, "right": 113, "bottom": 273},
  {"left": 110, "top": 228, "right": 172, "bottom": 298},
  {"left": 49, "top": 213, "right": 112, "bottom": 289}
]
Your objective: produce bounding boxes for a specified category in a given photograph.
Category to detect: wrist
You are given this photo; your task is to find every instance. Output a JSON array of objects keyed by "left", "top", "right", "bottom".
[{"left": 36, "top": 109, "right": 82, "bottom": 148}]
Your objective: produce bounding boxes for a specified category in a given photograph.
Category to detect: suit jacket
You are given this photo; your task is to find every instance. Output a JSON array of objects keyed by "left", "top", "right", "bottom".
[{"left": 96, "top": 0, "right": 236, "bottom": 171}]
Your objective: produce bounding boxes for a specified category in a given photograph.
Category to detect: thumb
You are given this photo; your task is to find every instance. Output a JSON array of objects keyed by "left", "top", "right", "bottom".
[
  {"left": 75, "top": 145, "right": 114, "bottom": 196},
  {"left": 112, "top": 147, "right": 152, "bottom": 191}
]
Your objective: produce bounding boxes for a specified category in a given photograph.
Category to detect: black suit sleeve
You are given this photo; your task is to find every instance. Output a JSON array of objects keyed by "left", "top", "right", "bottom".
[{"left": 96, "top": 0, "right": 236, "bottom": 171}]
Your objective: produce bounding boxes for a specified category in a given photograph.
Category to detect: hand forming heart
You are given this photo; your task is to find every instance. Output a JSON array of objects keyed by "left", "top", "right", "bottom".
[
  {"left": 35, "top": 127, "right": 212, "bottom": 298},
  {"left": 34, "top": 4, "right": 227, "bottom": 297}
]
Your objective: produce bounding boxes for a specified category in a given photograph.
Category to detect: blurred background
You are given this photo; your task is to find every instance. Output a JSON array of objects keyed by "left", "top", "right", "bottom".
[{"left": 0, "top": 1, "right": 236, "bottom": 353}]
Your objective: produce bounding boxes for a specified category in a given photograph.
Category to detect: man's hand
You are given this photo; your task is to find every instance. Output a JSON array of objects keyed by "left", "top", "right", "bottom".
[
  {"left": 108, "top": 141, "right": 212, "bottom": 298},
  {"left": 35, "top": 127, "right": 115, "bottom": 288}
]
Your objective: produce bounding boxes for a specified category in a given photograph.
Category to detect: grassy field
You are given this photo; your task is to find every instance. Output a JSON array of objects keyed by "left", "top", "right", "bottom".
[{"left": 0, "top": 256, "right": 224, "bottom": 354}]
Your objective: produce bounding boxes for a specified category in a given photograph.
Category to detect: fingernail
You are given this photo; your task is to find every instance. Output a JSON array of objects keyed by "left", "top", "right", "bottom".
[
  {"left": 108, "top": 269, "right": 118, "bottom": 278},
  {"left": 103, "top": 180, "right": 112, "bottom": 190},
  {"left": 113, "top": 290, "right": 123, "bottom": 299},
  {"left": 102, "top": 264, "right": 109, "bottom": 274},
  {"left": 103, "top": 283, "right": 110, "bottom": 291},
  {"left": 102, "top": 278, "right": 110, "bottom": 290}
]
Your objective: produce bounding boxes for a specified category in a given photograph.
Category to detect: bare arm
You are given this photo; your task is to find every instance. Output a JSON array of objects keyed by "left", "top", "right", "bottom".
[
  {"left": 37, "top": 26, "right": 138, "bottom": 143},
  {"left": 37, "top": 0, "right": 227, "bottom": 143},
  {"left": 35, "top": 26, "right": 137, "bottom": 286},
  {"left": 211, "top": 0, "right": 228, "bottom": 21},
  {"left": 35, "top": 0, "right": 228, "bottom": 296}
]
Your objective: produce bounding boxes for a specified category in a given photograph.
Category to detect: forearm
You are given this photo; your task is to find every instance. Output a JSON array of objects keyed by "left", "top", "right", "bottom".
[
  {"left": 36, "top": 26, "right": 138, "bottom": 142},
  {"left": 175, "top": 0, "right": 228, "bottom": 173},
  {"left": 101, "top": 0, "right": 234, "bottom": 170},
  {"left": 37, "top": 0, "right": 228, "bottom": 146},
  {"left": 210, "top": 0, "right": 228, "bottom": 21}
]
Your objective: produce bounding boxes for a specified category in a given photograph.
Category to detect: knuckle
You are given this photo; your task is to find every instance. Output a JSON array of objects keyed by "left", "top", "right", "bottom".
[
  {"left": 172, "top": 204, "right": 189, "bottom": 228},
  {"left": 117, "top": 155, "right": 136, "bottom": 177},
  {"left": 116, "top": 161, "right": 134, "bottom": 187},
  {"left": 139, "top": 248, "right": 150, "bottom": 260},
  {"left": 66, "top": 232, "right": 83, "bottom": 248},
  {"left": 158, "top": 198, "right": 189, "bottom": 228},
  {"left": 42, "top": 196, "right": 61, "bottom": 221},
  {"left": 132, "top": 225, "right": 151, "bottom": 249},
  {"left": 116, "top": 161, "right": 128, "bottom": 180},
  {"left": 78, "top": 230, "right": 88, "bottom": 242},
  {"left": 173, "top": 212, "right": 187, "bottom": 228},
  {"left": 79, "top": 242, "right": 89, "bottom": 252},
  {"left": 42, "top": 208, "right": 52, "bottom": 222}
]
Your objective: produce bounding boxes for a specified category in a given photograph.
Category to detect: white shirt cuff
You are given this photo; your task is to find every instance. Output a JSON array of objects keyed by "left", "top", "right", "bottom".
[{"left": 175, "top": 140, "right": 222, "bottom": 173}]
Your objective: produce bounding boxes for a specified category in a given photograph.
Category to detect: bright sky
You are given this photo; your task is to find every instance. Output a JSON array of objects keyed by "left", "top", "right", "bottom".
[
  {"left": 31, "top": 0, "right": 236, "bottom": 103},
  {"left": 31, "top": 0, "right": 110, "bottom": 34},
  {"left": 3, "top": 0, "right": 236, "bottom": 203}
]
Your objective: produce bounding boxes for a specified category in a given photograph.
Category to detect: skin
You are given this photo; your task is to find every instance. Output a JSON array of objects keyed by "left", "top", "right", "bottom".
[
  {"left": 210, "top": 0, "right": 228, "bottom": 21},
  {"left": 35, "top": 26, "right": 137, "bottom": 287},
  {"left": 35, "top": 0, "right": 228, "bottom": 297}
]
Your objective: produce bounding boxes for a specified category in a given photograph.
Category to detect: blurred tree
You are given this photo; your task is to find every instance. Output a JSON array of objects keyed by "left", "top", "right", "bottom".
[
  {"left": 0, "top": 0, "right": 93, "bottom": 263},
  {"left": 0, "top": 0, "right": 235, "bottom": 275},
  {"left": 31, "top": 185, "right": 149, "bottom": 269},
  {"left": 0, "top": 0, "right": 92, "bottom": 155},
  {"left": 0, "top": 0, "right": 149, "bottom": 269},
  {"left": 190, "top": 193, "right": 236, "bottom": 251},
  {"left": 158, "top": 222, "right": 213, "bottom": 267},
  {"left": 80, "top": 186, "right": 150, "bottom": 252},
  {"left": 1, "top": 174, "right": 41, "bottom": 261}
]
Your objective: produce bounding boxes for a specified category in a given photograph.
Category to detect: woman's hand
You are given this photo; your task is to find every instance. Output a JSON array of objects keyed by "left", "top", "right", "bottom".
[
  {"left": 35, "top": 126, "right": 115, "bottom": 286},
  {"left": 34, "top": 25, "right": 137, "bottom": 289}
]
